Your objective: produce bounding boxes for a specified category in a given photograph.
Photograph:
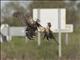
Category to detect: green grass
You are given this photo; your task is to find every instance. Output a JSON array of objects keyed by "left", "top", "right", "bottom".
[{"left": 1, "top": 30, "right": 80, "bottom": 60}]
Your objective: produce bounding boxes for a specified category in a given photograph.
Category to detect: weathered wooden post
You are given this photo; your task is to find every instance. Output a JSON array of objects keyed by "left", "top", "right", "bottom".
[
  {"left": 65, "top": 33, "right": 68, "bottom": 45},
  {"left": 58, "top": 9, "right": 62, "bottom": 57},
  {"left": 37, "top": 8, "right": 41, "bottom": 46}
]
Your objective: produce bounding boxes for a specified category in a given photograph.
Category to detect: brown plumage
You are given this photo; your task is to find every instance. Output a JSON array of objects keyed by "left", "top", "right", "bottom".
[{"left": 13, "top": 12, "right": 58, "bottom": 44}]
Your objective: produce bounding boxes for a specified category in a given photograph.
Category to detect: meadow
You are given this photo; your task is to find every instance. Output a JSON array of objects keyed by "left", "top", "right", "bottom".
[{"left": 1, "top": 28, "right": 80, "bottom": 60}]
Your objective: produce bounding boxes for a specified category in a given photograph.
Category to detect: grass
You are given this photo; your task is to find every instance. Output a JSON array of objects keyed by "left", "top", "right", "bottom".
[{"left": 1, "top": 29, "right": 80, "bottom": 60}]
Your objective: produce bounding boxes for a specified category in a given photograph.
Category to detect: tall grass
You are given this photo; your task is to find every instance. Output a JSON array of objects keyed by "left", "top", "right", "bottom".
[{"left": 1, "top": 29, "right": 80, "bottom": 60}]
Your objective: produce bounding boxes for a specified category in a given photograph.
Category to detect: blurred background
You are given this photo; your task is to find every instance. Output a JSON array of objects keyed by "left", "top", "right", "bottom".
[
  {"left": 1, "top": 0, "right": 80, "bottom": 30},
  {"left": 1, "top": 0, "right": 80, "bottom": 60}
]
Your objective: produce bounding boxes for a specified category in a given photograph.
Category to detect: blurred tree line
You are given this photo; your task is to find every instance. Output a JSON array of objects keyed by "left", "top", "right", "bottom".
[
  {"left": 1, "top": 0, "right": 80, "bottom": 30},
  {"left": 29, "top": 1, "right": 80, "bottom": 30},
  {"left": 1, "top": 2, "right": 30, "bottom": 26}
]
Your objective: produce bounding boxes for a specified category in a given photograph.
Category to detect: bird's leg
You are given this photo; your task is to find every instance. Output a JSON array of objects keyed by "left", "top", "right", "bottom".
[
  {"left": 53, "top": 37, "right": 59, "bottom": 45},
  {"left": 26, "top": 32, "right": 32, "bottom": 40}
]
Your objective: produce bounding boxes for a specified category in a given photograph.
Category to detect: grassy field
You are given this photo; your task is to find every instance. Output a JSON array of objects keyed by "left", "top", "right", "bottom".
[{"left": 1, "top": 29, "right": 80, "bottom": 60}]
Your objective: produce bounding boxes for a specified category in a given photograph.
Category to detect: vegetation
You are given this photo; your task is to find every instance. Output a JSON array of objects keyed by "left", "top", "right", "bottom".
[
  {"left": 1, "top": 1, "right": 80, "bottom": 29},
  {"left": 1, "top": 1, "right": 80, "bottom": 60},
  {"left": 1, "top": 28, "right": 80, "bottom": 60}
]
